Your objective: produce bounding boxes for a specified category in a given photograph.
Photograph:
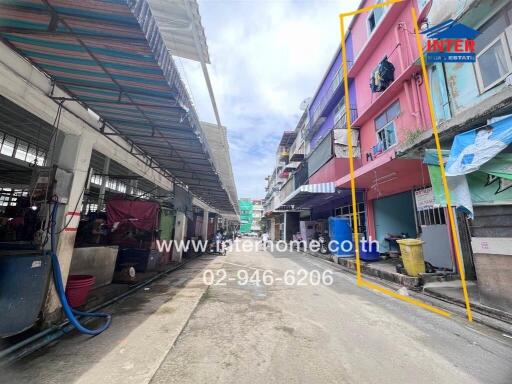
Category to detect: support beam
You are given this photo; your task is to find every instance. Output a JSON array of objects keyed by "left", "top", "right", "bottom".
[
  {"left": 172, "top": 211, "right": 187, "bottom": 262},
  {"left": 97, "top": 157, "right": 110, "bottom": 211},
  {"left": 202, "top": 209, "right": 209, "bottom": 241},
  {"left": 44, "top": 132, "right": 94, "bottom": 321}
]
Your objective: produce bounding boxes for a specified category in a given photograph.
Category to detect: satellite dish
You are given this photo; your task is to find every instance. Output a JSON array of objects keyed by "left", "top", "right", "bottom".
[{"left": 299, "top": 97, "right": 312, "bottom": 111}]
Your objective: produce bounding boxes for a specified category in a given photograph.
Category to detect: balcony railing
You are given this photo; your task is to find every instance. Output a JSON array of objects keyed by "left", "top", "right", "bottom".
[
  {"left": 289, "top": 138, "right": 305, "bottom": 162},
  {"left": 334, "top": 107, "right": 358, "bottom": 130},
  {"left": 307, "top": 60, "right": 353, "bottom": 136},
  {"left": 307, "top": 130, "right": 334, "bottom": 177},
  {"left": 278, "top": 170, "right": 290, "bottom": 179}
]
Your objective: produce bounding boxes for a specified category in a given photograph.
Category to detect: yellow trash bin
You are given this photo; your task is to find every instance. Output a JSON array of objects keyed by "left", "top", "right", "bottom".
[{"left": 396, "top": 239, "right": 425, "bottom": 277}]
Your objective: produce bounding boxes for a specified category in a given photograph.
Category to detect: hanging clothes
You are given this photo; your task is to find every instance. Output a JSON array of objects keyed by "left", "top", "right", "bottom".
[{"left": 370, "top": 56, "right": 395, "bottom": 92}]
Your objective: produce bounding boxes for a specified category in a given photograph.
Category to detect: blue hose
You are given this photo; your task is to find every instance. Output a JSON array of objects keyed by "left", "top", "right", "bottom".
[{"left": 50, "top": 202, "right": 111, "bottom": 335}]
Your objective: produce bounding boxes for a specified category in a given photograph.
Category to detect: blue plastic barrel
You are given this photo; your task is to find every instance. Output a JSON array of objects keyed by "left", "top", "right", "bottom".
[
  {"left": 328, "top": 217, "right": 354, "bottom": 257},
  {"left": 359, "top": 240, "right": 380, "bottom": 261}
]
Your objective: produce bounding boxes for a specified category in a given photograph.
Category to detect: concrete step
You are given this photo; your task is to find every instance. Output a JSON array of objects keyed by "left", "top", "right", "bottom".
[{"left": 304, "top": 251, "right": 421, "bottom": 289}]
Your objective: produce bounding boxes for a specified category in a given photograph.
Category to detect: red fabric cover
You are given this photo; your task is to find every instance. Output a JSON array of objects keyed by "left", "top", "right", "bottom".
[{"left": 106, "top": 199, "right": 159, "bottom": 231}]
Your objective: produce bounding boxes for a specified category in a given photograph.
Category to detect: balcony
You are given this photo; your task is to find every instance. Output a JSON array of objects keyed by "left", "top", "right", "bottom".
[
  {"left": 278, "top": 148, "right": 289, "bottom": 161},
  {"left": 289, "top": 139, "right": 305, "bottom": 162},
  {"left": 334, "top": 107, "right": 358, "bottom": 130},
  {"left": 283, "top": 162, "right": 299, "bottom": 172},
  {"left": 278, "top": 170, "right": 290, "bottom": 179},
  {"left": 351, "top": 60, "right": 420, "bottom": 127},
  {"left": 307, "top": 130, "right": 334, "bottom": 177},
  {"left": 307, "top": 61, "right": 353, "bottom": 138},
  {"left": 289, "top": 149, "right": 304, "bottom": 162}
]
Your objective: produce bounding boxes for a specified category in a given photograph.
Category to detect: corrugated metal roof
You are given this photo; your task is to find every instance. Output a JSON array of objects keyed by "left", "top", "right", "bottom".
[
  {"left": 0, "top": 0, "right": 235, "bottom": 212},
  {"left": 146, "top": 0, "right": 210, "bottom": 63},
  {"left": 200, "top": 122, "right": 238, "bottom": 215}
]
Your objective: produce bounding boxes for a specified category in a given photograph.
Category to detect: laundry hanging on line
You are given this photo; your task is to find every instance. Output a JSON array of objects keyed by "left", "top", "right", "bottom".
[{"left": 370, "top": 56, "right": 395, "bottom": 93}]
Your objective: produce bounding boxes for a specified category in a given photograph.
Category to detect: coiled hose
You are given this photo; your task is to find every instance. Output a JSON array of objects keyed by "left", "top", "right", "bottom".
[{"left": 50, "top": 202, "right": 111, "bottom": 335}]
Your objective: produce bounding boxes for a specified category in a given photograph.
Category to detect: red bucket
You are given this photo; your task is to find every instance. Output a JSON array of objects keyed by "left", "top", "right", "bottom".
[{"left": 65, "top": 275, "right": 96, "bottom": 308}]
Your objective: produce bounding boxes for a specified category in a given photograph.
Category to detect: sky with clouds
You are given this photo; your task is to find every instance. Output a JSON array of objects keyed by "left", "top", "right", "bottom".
[{"left": 178, "top": 0, "right": 358, "bottom": 200}]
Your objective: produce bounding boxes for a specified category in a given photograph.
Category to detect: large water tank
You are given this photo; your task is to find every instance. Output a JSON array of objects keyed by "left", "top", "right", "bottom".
[
  {"left": 328, "top": 217, "right": 354, "bottom": 257},
  {"left": 0, "top": 249, "right": 51, "bottom": 337}
]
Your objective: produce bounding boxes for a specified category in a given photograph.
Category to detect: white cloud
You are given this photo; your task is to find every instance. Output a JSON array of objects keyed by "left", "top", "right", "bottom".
[{"left": 178, "top": 0, "right": 359, "bottom": 199}]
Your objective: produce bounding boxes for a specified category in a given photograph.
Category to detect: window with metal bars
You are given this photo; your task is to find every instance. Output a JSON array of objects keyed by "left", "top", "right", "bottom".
[
  {"left": 0, "top": 188, "right": 28, "bottom": 213},
  {"left": 0, "top": 131, "right": 46, "bottom": 166}
]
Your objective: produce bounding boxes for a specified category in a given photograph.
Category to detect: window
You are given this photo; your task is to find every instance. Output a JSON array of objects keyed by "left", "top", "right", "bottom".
[
  {"left": 0, "top": 188, "right": 28, "bottom": 213},
  {"left": 84, "top": 203, "right": 98, "bottom": 214},
  {"left": 374, "top": 100, "right": 400, "bottom": 151},
  {"left": 475, "top": 34, "right": 512, "bottom": 90},
  {"left": 429, "top": 64, "right": 451, "bottom": 122},
  {"left": 333, "top": 99, "right": 344, "bottom": 127},
  {"left": 367, "top": 0, "right": 386, "bottom": 35},
  {"left": 90, "top": 174, "right": 103, "bottom": 185},
  {"left": 14, "top": 140, "right": 28, "bottom": 161},
  {"left": 26, "top": 146, "right": 37, "bottom": 164},
  {"left": 0, "top": 134, "right": 15, "bottom": 157},
  {"left": 474, "top": 6, "right": 512, "bottom": 92},
  {"left": 0, "top": 131, "right": 46, "bottom": 165},
  {"left": 336, "top": 202, "right": 367, "bottom": 236}
]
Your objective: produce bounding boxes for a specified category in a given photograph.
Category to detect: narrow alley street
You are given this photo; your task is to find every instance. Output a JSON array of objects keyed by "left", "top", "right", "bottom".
[{"left": 3, "top": 240, "right": 512, "bottom": 384}]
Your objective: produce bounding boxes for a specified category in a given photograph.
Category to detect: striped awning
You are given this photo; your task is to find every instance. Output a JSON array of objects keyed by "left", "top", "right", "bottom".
[
  {"left": 281, "top": 182, "right": 336, "bottom": 207},
  {"left": 0, "top": 0, "right": 235, "bottom": 213}
]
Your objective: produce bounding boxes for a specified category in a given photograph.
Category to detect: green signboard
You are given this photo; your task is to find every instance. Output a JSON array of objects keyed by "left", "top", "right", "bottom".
[{"left": 428, "top": 153, "right": 512, "bottom": 207}]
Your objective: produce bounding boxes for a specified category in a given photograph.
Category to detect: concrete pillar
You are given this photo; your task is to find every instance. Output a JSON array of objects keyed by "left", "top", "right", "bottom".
[
  {"left": 172, "top": 211, "right": 187, "bottom": 262},
  {"left": 201, "top": 209, "right": 209, "bottom": 241},
  {"left": 284, "top": 212, "right": 288, "bottom": 242},
  {"left": 270, "top": 218, "right": 275, "bottom": 241},
  {"left": 212, "top": 214, "right": 218, "bottom": 235},
  {"left": 97, "top": 157, "right": 110, "bottom": 211},
  {"left": 44, "top": 132, "right": 94, "bottom": 320}
]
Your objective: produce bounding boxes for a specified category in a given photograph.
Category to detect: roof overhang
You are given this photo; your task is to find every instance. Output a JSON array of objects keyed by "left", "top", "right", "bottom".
[
  {"left": 282, "top": 182, "right": 337, "bottom": 208},
  {"left": 0, "top": 0, "right": 234, "bottom": 213},
  {"left": 145, "top": 0, "right": 210, "bottom": 63},
  {"left": 279, "top": 131, "right": 297, "bottom": 147},
  {"left": 200, "top": 121, "right": 239, "bottom": 214}
]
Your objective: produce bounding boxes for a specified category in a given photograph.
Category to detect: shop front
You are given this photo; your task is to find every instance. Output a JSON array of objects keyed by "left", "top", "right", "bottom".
[
  {"left": 280, "top": 182, "right": 363, "bottom": 244},
  {"left": 336, "top": 154, "right": 430, "bottom": 254},
  {"left": 426, "top": 117, "right": 512, "bottom": 313}
]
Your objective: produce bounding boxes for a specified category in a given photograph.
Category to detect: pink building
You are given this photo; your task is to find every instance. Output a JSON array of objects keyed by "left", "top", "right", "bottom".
[{"left": 336, "top": 0, "right": 433, "bottom": 251}]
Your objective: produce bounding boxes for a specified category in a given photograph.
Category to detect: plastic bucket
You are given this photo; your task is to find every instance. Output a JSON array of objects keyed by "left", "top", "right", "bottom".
[
  {"left": 65, "top": 275, "right": 96, "bottom": 308},
  {"left": 396, "top": 239, "right": 425, "bottom": 277}
]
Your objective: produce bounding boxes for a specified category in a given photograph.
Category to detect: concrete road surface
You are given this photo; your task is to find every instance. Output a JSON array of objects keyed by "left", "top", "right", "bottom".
[{"left": 3, "top": 240, "right": 512, "bottom": 384}]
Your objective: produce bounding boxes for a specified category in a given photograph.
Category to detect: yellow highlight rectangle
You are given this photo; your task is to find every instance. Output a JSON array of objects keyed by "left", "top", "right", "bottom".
[{"left": 338, "top": 0, "right": 472, "bottom": 321}]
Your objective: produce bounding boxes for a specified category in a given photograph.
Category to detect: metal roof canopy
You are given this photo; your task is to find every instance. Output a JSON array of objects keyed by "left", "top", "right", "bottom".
[
  {"left": 281, "top": 182, "right": 338, "bottom": 208},
  {"left": 279, "top": 131, "right": 297, "bottom": 148},
  {"left": 145, "top": 0, "right": 210, "bottom": 63},
  {"left": 200, "top": 122, "right": 239, "bottom": 215},
  {"left": 0, "top": 0, "right": 235, "bottom": 213}
]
